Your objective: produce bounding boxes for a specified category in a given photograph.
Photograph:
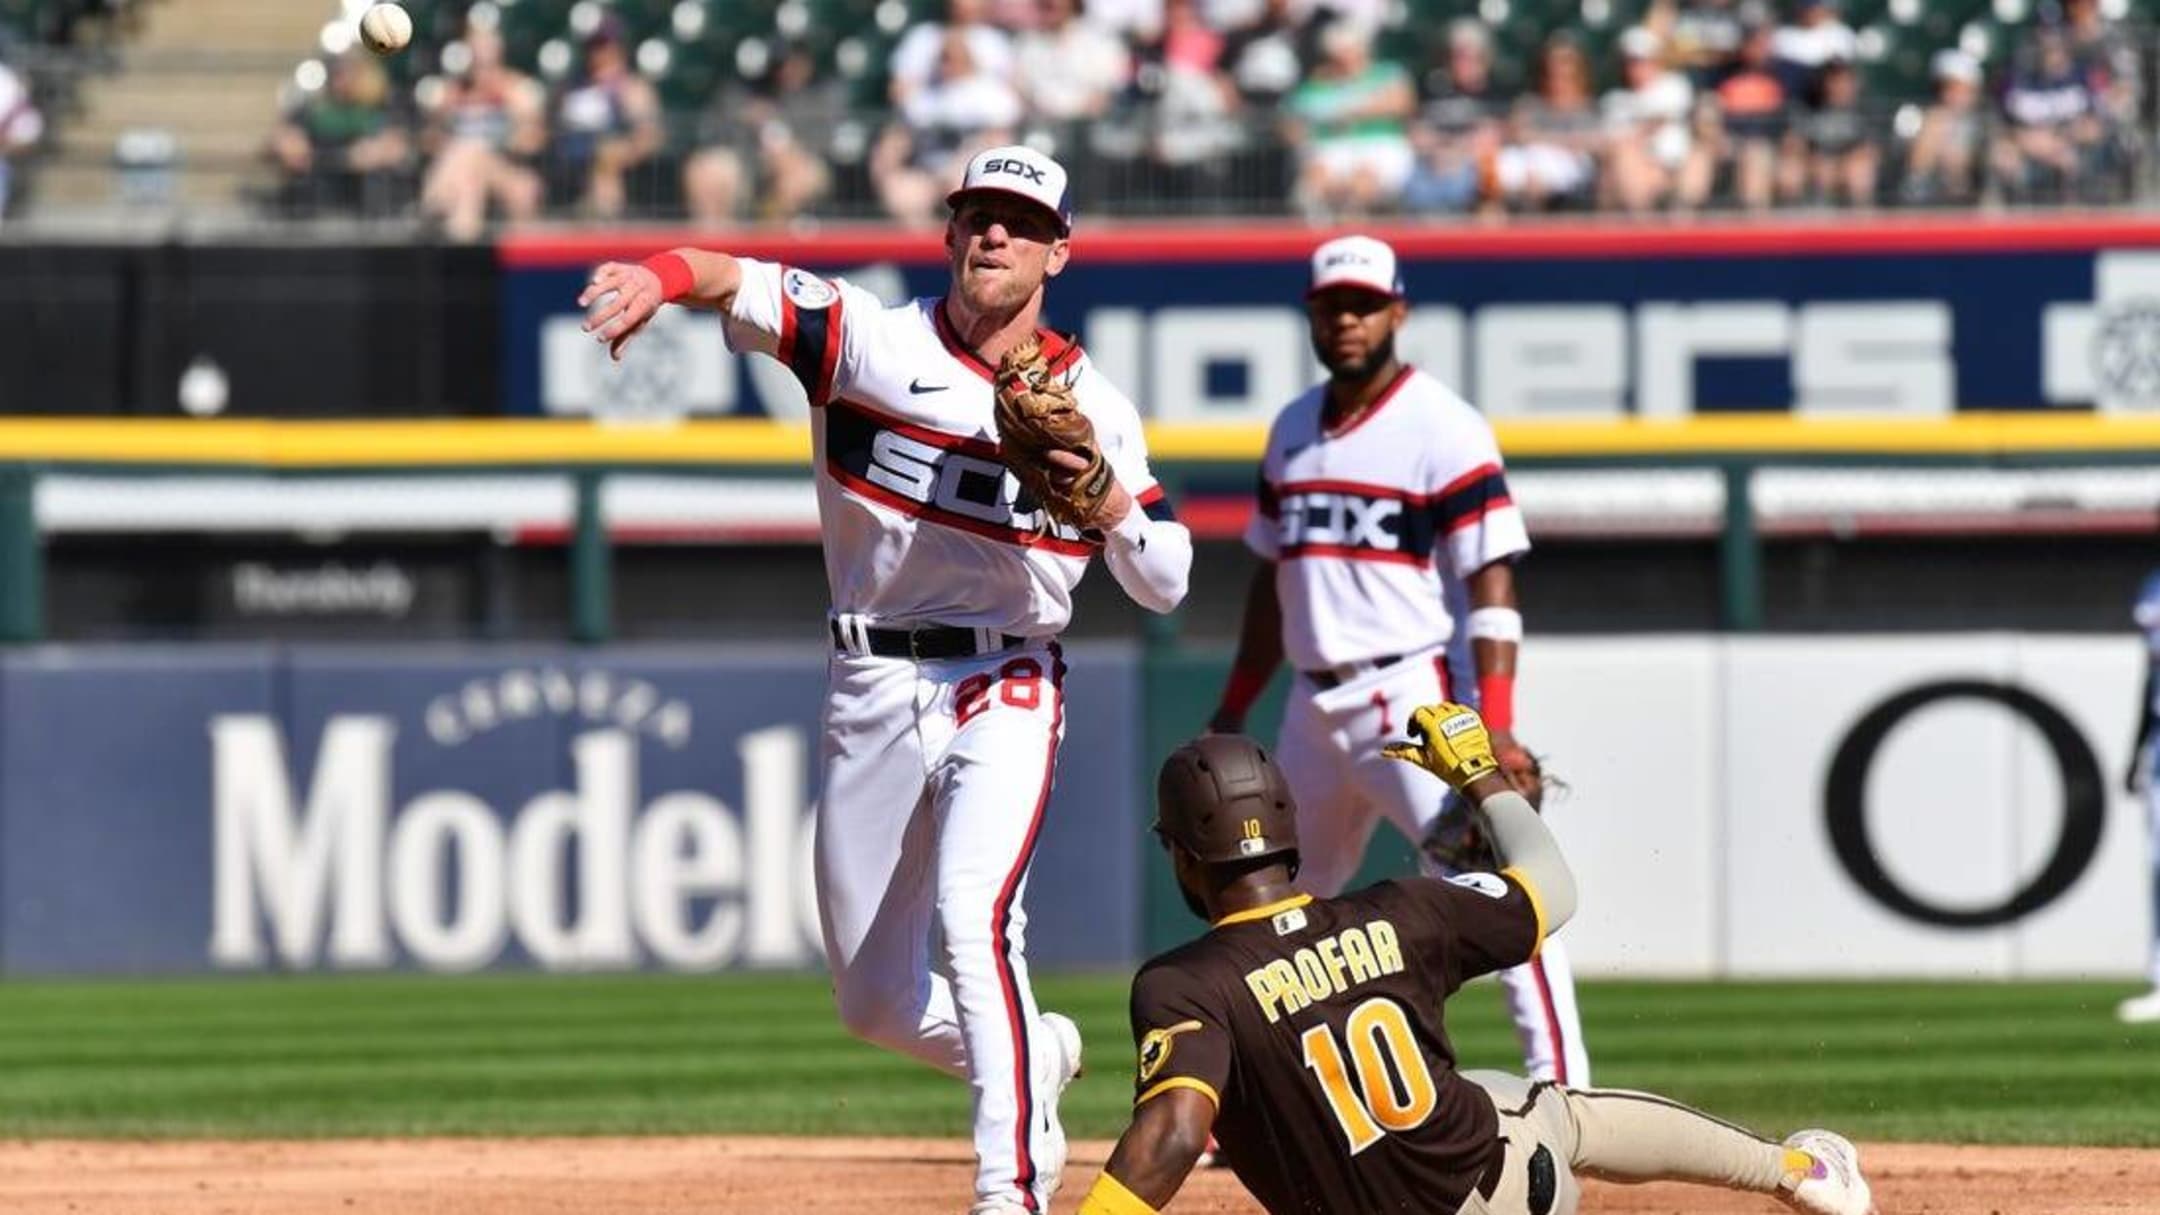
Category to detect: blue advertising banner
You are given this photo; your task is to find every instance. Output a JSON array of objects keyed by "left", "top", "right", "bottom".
[
  {"left": 499, "top": 219, "right": 2160, "bottom": 422},
  {"left": 0, "top": 643, "right": 1142, "bottom": 975}
]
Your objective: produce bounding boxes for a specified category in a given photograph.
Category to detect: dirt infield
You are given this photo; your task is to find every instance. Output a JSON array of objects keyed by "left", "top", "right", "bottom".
[{"left": 0, "top": 1136, "right": 2151, "bottom": 1213}]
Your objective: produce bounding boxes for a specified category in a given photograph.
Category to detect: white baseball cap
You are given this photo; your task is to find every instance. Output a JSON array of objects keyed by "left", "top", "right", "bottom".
[
  {"left": 1307, "top": 234, "right": 1404, "bottom": 299},
  {"left": 1931, "top": 47, "right": 1981, "bottom": 85},
  {"left": 947, "top": 145, "right": 1074, "bottom": 234}
]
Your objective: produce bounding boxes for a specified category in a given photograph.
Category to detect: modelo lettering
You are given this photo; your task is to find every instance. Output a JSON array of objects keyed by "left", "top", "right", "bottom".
[{"left": 206, "top": 717, "right": 821, "bottom": 972}]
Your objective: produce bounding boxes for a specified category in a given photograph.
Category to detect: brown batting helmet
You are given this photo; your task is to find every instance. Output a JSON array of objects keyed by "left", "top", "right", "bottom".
[{"left": 1154, "top": 734, "right": 1299, "bottom": 870}]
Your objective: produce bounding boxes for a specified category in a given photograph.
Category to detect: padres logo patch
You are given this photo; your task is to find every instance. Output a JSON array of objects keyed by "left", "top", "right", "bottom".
[
  {"left": 1136, "top": 1020, "right": 1203, "bottom": 1084},
  {"left": 782, "top": 268, "right": 838, "bottom": 309}
]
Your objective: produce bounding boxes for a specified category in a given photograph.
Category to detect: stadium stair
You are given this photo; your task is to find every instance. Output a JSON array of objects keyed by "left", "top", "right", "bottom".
[{"left": 29, "top": 0, "right": 321, "bottom": 215}]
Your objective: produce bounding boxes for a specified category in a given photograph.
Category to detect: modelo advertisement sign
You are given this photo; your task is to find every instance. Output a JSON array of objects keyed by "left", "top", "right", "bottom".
[
  {"left": 1512, "top": 635, "right": 2149, "bottom": 979},
  {"left": 0, "top": 645, "right": 1142, "bottom": 975},
  {"left": 499, "top": 220, "right": 2160, "bottom": 422}
]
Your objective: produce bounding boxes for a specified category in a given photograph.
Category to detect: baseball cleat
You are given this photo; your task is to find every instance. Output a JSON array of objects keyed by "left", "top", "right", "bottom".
[
  {"left": 2116, "top": 988, "right": 2160, "bottom": 1024},
  {"left": 1778, "top": 1129, "right": 1874, "bottom": 1215},
  {"left": 1035, "top": 1011, "right": 1084, "bottom": 1201},
  {"left": 966, "top": 1200, "right": 1031, "bottom": 1214}
]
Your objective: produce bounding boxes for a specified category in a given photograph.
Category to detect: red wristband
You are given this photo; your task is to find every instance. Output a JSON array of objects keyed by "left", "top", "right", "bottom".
[
  {"left": 1218, "top": 667, "right": 1270, "bottom": 720},
  {"left": 1477, "top": 674, "right": 1515, "bottom": 732},
  {"left": 639, "top": 252, "right": 695, "bottom": 302}
]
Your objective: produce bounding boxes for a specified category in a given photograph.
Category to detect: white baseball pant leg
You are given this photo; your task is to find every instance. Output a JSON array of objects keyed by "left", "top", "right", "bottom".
[
  {"left": 1285, "top": 652, "right": 1595, "bottom": 1085},
  {"left": 2145, "top": 747, "right": 2160, "bottom": 989},
  {"left": 1275, "top": 674, "right": 1378, "bottom": 899},
  {"left": 816, "top": 652, "right": 967, "bottom": 1075},
  {"left": 814, "top": 642, "right": 1068, "bottom": 1212}
]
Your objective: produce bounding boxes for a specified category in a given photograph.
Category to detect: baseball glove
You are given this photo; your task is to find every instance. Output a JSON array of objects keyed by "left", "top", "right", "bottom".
[
  {"left": 1421, "top": 792, "right": 1498, "bottom": 873},
  {"left": 994, "top": 337, "right": 1117, "bottom": 532}
]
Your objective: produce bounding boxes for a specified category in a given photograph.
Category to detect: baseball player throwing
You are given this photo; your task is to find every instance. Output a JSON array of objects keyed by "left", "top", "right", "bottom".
[
  {"left": 579, "top": 145, "right": 1193, "bottom": 1213},
  {"left": 1209, "top": 234, "right": 1589, "bottom": 1084},
  {"left": 1074, "top": 707, "right": 1875, "bottom": 1215}
]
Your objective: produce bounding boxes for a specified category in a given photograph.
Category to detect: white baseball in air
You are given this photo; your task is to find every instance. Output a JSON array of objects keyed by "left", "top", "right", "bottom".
[{"left": 357, "top": 3, "right": 413, "bottom": 54}]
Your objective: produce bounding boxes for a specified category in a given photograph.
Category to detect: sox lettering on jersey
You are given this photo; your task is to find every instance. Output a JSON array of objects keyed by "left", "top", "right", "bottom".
[
  {"left": 826, "top": 396, "right": 1095, "bottom": 555},
  {"left": 1269, "top": 469, "right": 1509, "bottom": 567}
]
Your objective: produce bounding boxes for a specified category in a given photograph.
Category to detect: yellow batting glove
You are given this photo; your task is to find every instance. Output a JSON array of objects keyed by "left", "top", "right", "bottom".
[{"left": 1382, "top": 702, "right": 1500, "bottom": 790}]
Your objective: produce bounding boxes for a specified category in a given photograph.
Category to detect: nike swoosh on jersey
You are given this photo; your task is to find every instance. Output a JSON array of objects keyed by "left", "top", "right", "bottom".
[{"left": 909, "top": 378, "right": 949, "bottom": 394}]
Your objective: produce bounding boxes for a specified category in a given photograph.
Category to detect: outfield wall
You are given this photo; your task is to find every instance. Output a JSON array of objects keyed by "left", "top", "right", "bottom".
[
  {"left": 0, "top": 644, "right": 1142, "bottom": 975},
  {"left": 0, "top": 636, "right": 2145, "bottom": 978}
]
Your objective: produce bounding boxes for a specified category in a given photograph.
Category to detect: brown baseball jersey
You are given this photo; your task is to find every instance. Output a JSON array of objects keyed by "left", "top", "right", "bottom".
[{"left": 1128, "top": 871, "right": 1546, "bottom": 1214}]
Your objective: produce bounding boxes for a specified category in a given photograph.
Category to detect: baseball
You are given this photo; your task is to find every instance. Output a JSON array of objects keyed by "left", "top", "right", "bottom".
[{"left": 356, "top": 3, "right": 413, "bottom": 54}]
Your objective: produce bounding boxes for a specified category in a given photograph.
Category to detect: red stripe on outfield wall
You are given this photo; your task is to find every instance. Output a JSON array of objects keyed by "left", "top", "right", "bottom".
[{"left": 500, "top": 215, "right": 2160, "bottom": 269}]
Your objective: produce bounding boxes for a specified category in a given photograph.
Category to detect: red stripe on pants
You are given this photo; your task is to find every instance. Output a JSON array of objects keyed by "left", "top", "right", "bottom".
[
  {"left": 990, "top": 649, "right": 1064, "bottom": 1209},
  {"left": 1530, "top": 957, "right": 1568, "bottom": 1085}
]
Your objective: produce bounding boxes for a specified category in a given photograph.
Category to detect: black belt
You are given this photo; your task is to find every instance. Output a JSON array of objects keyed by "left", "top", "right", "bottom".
[
  {"left": 830, "top": 620, "right": 1024, "bottom": 660},
  {"left": 1302, "top": 653, "right": 1404, "bottom": 691}
]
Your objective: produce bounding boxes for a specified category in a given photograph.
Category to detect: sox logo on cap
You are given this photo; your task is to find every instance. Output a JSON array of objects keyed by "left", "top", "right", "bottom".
[
  {"left": 948, "top": 145, "right": 1074, "bottom": 233},
  {"left": 1307, "top": 234, "right": 1405, "bottom": 298}
]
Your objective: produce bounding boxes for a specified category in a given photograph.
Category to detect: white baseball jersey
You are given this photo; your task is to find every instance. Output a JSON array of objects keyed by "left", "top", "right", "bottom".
[
  {"left": 721, "top": 258, "right": 1179, "bottom": 635},
  {"left": 1244, "top": 366, "right": 1528, "bottom": 671}
]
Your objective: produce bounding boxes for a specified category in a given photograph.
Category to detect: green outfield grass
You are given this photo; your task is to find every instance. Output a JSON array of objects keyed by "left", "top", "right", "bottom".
[{"left": 0, "top": 974, "right": 2155, "bottom": 1144}]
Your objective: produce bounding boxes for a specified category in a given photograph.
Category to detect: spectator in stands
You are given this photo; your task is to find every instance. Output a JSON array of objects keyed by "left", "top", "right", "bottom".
[
  {"left": 1130, "top": 0, "right": 1247, "bottom": 171},
  {"left": 1222, "top": 0, "right": 1304, "bottom": 106},
  {"left": 1489, "top": 33, "right": 1602, "bottom": 211},
  {"left": 1082, "top": 0, "right": 1162, "bottom": 42},
  {"left": 1016, "top": 0, "right": 1131, "bottom": 122},
  {"left": 267, "top": 52, "right": 410, "bottom": 217},
  {"left": 1707, "top": 20, "right": 1788, "bottom": 210},
  {"left": 1902, "top": 48, "right": 1985, "bottom": 205},
  {"left": 549, "top": 18, "right": 662, "bottom": 220},
  {"left": 889, "top": 0, "right": 1015, "bottom": 110},
  {"left": 1770, "top": 0, "right": 1854, "bottom": 94},
  {"left": 683, "top": 41, "right": 841, "bottom": 227},
  {"left": 871, "top": 28, "right": 1023, "bottom": 225},
  {"left": 1649, "top": 0, "right": 1751, "bottom": 87},
  {"left": 986, "top": 0, "right": 1044, "bottom": 28},
  {"left": 0, "top": 52, "right": 42, "bottom": 221},
  {"left": 1602, "top": 26, "right": 1712, "bottom": 213},
  {"left": 1993, "top": 24, "right": 2109, "bottom": 202},
  {"left": 419, "top": 23, "right": 546, "bottom": 240},
  {"left": 1405, "top": 19, "right": 1505, "bottom": 214},
  {"left": 1785, "top": 57, "right": 1875, "bottom": 205},
  {"left": 2059, "top": 0, "right": 2138, "bottom": 125},
  {"left": 1284, "top": 19, "right": 1416, "bottom": 218}
]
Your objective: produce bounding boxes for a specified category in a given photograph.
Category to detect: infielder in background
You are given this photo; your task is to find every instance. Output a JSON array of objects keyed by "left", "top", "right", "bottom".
[
  {"left": 1074, "top": 707, "right": 1874, "bottom": 1215},
  {"left": 580, "top": 145, "right": 1194, "bottom": 1213},
  {"left": 2121, "top": 568, "right": 2160, "bottom": 1024},
  {"left": 1208, "top": 234, "right": 1590, "bottom": 1085}
]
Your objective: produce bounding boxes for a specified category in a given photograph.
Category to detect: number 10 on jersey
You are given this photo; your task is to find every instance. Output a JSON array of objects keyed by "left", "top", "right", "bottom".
[{"left": 1300, "top": 996, "right": 1440, "bottom": 1153}]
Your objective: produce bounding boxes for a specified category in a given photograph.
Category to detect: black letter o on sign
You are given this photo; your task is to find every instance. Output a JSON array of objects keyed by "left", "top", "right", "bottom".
[{"left": 1824, "top": 680, "right": 2104, "bottom": 929}]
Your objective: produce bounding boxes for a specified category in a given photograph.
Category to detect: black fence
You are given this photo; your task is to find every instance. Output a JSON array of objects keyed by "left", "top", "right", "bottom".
[{"left": 0, "top": 241, "right": 499, "bottom": 416}]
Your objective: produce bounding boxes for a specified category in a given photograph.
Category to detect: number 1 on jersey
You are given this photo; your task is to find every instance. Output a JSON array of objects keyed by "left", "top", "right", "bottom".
[{"left": 1299, "top": 997, "right": 1440, "bottom": 1155}]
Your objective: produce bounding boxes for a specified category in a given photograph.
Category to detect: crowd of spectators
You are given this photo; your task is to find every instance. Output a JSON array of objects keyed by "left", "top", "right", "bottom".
[
  {"left": 0, "top": 48, "right": 43, "bottom": 222},
  {"left": 258, "top": 0, "right": 2153, "bottom": 231}
]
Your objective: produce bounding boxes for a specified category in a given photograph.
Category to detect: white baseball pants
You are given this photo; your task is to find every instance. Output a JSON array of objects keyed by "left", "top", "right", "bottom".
[
  {"left": 814, "top": 640, "right": 1068, "bottom": 1211},
  {"left": 1275, "top": 649, "right": 1593, "bottom": 1086},
  {"left": 2145, "top": 748, "right": 2160, "bottom": 987}
]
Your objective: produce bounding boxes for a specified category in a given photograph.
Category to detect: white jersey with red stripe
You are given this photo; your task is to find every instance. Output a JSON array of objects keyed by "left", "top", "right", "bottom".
[
  {"left": 1244, "top": 365, "right": 1529, "bottom": 671},
  {"left": 720, "top": 258, "right": 1175, "bottom": 635}
]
